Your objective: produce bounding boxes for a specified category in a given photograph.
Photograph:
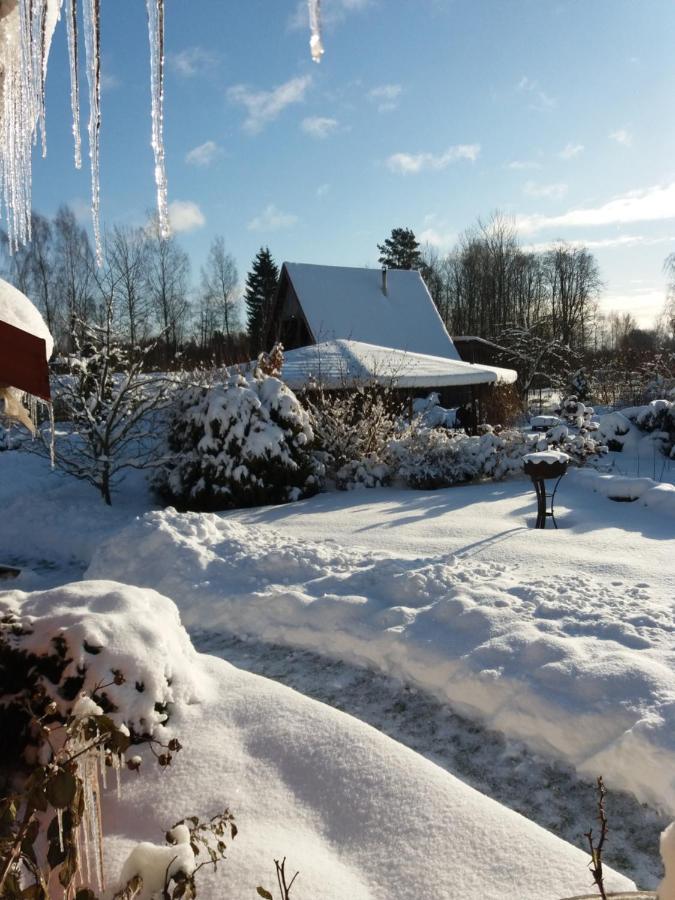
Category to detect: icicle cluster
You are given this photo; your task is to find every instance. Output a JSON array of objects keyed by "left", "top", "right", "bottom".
[
  {"left": 0, "top": 1, "right": 324, "bottom": 262},
  {"left": 307, "top": 0, "right": 324, "bottom": 62}
]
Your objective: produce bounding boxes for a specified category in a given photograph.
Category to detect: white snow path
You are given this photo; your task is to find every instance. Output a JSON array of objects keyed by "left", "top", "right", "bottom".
[{"left": 192, "top": 628, "right": 667, "bottom": 890}]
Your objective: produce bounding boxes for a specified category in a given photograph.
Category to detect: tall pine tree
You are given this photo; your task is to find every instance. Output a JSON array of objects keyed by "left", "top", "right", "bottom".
[
  {"left": 377, "top": 227, "right": 423, "bottom": 270},
  {"left": 245, "top": 247, "right": 279, "bottom": 355}
]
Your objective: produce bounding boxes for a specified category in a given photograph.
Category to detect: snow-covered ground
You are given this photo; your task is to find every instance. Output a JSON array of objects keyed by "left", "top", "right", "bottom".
[
  {"left": 1, "top": 445, "right": 673, "bottom": 893},
  {"left": 86, "top": 473, "right": 675, "bottom": 817}
]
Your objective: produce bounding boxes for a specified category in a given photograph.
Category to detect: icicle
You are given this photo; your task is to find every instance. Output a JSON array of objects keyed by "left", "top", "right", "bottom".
[
  {"left": 114, "top": 752, "right": 121, "bottom": 800},
  {"left": 307, "top": 0, "right": 324, "bottom": 63},
  {"left": 82, "top": 0, "right": 102, "bottom": 266},
  {"left": 57, "top": 805, "right": 64, "bottom": 852},
  {"left": 98, "top": 744, "right": 107, "bottom": 789},
  {"left": 66, "top": 0, "right": 81, "bottom": 168},
  {"left": 145, "top": 0, "right": 169, "bottom": 238},
  {"left": 47, "top": 399, "right": 55, "bottom": 467}
]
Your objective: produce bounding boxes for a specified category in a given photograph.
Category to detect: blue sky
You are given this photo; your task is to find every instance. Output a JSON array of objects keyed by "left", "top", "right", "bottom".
[{"left": 32, "top": 0, "right": 675, "bottom": 327}]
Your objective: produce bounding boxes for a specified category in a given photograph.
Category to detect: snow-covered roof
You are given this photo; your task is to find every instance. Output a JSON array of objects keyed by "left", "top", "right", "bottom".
[
  {"left": 0, "top": 278, "right": 53, "bottom": 359},
  {"left": 276, "top": 340, "right": 517, "bottom": 390},
  {"left": 282, "top": 262, "right": 461, "bottom": 360}
]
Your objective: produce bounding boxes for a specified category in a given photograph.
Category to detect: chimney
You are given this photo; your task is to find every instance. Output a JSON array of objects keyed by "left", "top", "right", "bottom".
[{"left": 381, "top": 267, "right": 388, "bottom": 296}]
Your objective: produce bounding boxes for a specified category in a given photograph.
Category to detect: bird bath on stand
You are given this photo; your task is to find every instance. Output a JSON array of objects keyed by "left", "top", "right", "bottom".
[{"left": 522, "top": 451, "right": 570, "bottom": 529}]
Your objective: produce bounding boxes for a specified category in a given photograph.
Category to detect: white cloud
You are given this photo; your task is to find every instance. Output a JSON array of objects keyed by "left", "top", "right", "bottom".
[
  {"left": 524, "top": 181, "right": 568, "bottom": 200},
  {"left": 288, "top": 0, "right": 369, "bottom": 30},
  {"left": 419, "top": 227, "right": 456, "bottom": 249},
  {"left": 185, "top": 140, "right": 222, "bottom": 167},
  {"left": 507, "top": 160, "right": 542, "bottom": 171},
  {"left": 168, "top": 200, "right": 205, "bottom": 233},
  {"left": 316, "top": 183, "right": 331, "bottom": 198},
  {"left": 301, "top": 116, "right": 339, "bottom": 139},
  {"left": 517, "top": 75, "right": 556, "bottom": 110},
  {"left": 168, "top": 47, "right": 217, "bottom": 78},
  {"left": 368, "top": 83, "right": 402, "bottom": 112},
  {"left": 228, "top": 75, "right": 312, "bottom": 134},
  {"left": 247, "top": 204, "right": 299, "bottom": 232},
  {"left": 526, "top": 234, "right": 675, "bottom": 253},
  {"left": 610, "top": 128, "right": 633, "bottom": 147},
  {"left": 517, "top": 182, "right": 675, "bottom": 235},
  {"left": 386, "top": 144, "right": 480, "bottom": 174},
  {"left": 559, "top": 142, "right": 584, "bottom": 160}
]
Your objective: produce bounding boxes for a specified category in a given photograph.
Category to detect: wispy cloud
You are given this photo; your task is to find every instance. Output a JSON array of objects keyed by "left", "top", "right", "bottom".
[
  {"left": 168, "top": 200, "right": 205, "bottom": 233},
  {"left": 228, "top": 75, "right": 311, "bottom": 134},
  {"left": 386, "top": 144, "right": 480, "bottom": 174},
  {"left": 301, "top": 116, "right": 339, "bottom": 139},
  {"left": 288, "top": 0, "right": 370, "bottom": 30},
  {"left": 419, "top": 227, "right": 456, "bottom": 249},
  {"left": 559, "top": 142, "right": 584, "bottom": 160},
  {"left": 368, "top": 83, "right": 402, "bottom": 113},
  {"left": 524, "top": 181, "right": 568, "bottom": 200},
  {"left": 185, "top": 140, "right": 222, "bottom": 167},
  {"left": 610, "top": 128, "right": 633, "bottom": 147},
  {"left": 507, "top": 160, "right": 542, "bottom": 171},
  {"left": 168, "top": 46, "right": 218, "bottom": 78},
  {"left": 526, "top": 234, "right": 675, "bottom": 252},
  {"left": 247, "top": 204, "right": 299, "bottom": 232},
  {"left": 517, "top": 182, "right": 675, "bottom": 234},
  {"left": 517, "top": 75, "right": 556, "bottom": 110},
  {"left": 316, "top": 183, "right": 330, "bottom": 198}
]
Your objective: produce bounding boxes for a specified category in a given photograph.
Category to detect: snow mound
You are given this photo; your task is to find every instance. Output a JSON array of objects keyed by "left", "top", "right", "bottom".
[
  {"left": 0, "top": 277, "right": 53, "bottom": 358},
  {"left": 3, "top": 579, "right": 632, "bottom": 899},
  {"left": 88, "top": 508, "right": 675, "bottom": 816},
  {"left": 571, "top": 468, "right": 675, "bottom": 516},
  {"left": 0, "top": 580, "right": 199, "bottom": 734}
]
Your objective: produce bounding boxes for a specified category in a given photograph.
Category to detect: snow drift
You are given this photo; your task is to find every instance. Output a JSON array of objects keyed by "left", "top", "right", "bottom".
[
  {"left": 87, "top": 507, "right": 675, "bottom": 818},
  {"left": 0, "top": 580, "right": 635, "bottom": 899}
]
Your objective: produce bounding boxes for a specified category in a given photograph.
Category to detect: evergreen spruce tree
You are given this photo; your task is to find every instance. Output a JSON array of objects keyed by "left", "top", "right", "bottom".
[
  {"left": 244, "top": 247, "right": 279, "bottom": 355},
  {"left": 377, "top": 227, "right": 423, "bottom": 270}
]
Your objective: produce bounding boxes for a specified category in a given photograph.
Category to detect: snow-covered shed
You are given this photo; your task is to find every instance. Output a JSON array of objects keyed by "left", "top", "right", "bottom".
[
  {"left": 268, "top": 262, "right": 463, "bottom": 360},
  {"left": 265, "top": 263, "right": 518, "bottom": 421}
]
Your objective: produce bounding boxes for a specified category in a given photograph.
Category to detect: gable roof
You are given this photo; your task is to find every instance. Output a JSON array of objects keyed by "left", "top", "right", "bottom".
[
  {"left": 281, "top": 263, "right": 461, "bottom": 361},
  {"left": 277, "top": 340, "right": 517, "bottom": 390}
]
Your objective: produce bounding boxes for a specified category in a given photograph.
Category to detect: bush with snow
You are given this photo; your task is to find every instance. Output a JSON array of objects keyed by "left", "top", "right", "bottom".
[
  {"left": 597, "top": 399, "right": 674, "bottom": 458},
  {"left": 307, "top": 384, "right": 403, "bottom": 490},
  {"left": 387, "top": 425, "right": 546, "bottom": 490},
  {"left": 153, "top": 370, "right": 323, "bottom": 511},
  {"left": 0, "top": 582, "right": 200, "bottom": 899}
]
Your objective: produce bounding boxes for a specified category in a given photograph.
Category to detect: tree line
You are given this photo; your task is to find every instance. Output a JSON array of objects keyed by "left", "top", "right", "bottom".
[{"left": 1, "top": 206, "right": 280, "bottom": 367}]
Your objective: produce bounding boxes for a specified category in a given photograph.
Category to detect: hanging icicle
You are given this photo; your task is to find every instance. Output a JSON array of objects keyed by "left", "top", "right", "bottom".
[
  {"left": 307, "top": 0, "right": 324, "bottom": 63},
  {"left": 66, "top": 0, "right": 81, "bottom": 168},
  {"left": 82, "top": 0, "right": 101, "bottom": 266},
  {"left": 146, "top": 0, "right": 169, "bottom": 239}
]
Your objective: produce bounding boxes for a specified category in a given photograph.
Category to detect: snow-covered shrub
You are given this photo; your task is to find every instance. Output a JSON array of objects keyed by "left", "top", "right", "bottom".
[
  {"left": 307, "top": 384, "right": 403, "bottom": 489},
  {"left": 336, "top": 455, "right": 391, "bottom": 490},
  {"left": 387, "top": 427, "right": 482, "bottom": 489},
  {"left": 596, "top": 411, "right": 636, "bottom": 452},
  {"left": 566, "top": 368, "right": 591, "bottom": 401},
  {"left": 154, "top": 370, "right": 322, "bottom": 511},
  {"left": 598, "top": 399, "right": 675, "bottom": 458},
  {"left": 0, "top": 582, "right": 198, "bottom": 899},
  {"left": 555, "top": 395, "right": 594, "bottom": 429}
]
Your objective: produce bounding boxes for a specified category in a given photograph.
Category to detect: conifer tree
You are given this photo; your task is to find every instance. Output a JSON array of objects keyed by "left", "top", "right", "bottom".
[
  {"left": 377, "top": 227, "right": 423, "bottom": 270},
  {"left": 244, "top": 247, "right": 279, "bottom": 355}
]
